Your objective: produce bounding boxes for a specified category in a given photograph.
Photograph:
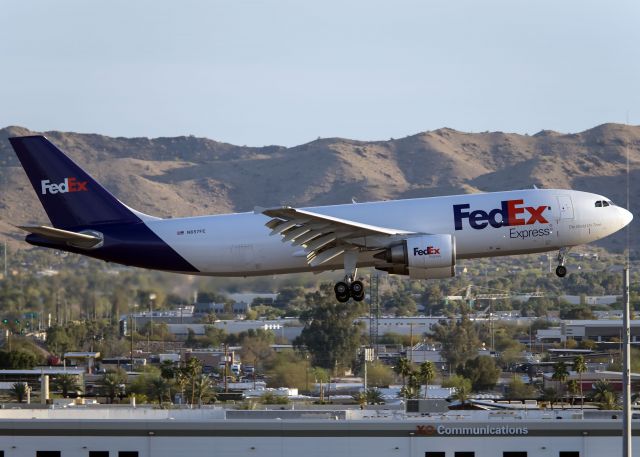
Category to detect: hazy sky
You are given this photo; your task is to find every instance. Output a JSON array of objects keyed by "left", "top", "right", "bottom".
[{"left": 1, "top": 0, "right": 638, "bottom": 146}]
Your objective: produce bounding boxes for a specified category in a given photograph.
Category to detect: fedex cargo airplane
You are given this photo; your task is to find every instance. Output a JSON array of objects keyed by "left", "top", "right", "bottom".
[{"left": 8, "top": 136, "right": 633, "bottom": 302}]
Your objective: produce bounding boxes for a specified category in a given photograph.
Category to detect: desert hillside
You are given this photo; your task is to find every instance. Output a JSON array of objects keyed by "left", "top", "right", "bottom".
[{"left": 0, "top": 124, "right": 638, "bottom": 255}]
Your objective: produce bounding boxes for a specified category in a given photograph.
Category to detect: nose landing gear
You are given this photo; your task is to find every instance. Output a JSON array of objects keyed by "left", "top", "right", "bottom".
[{"left": 555, "top": 248, "right": 569, "bottom": 278}]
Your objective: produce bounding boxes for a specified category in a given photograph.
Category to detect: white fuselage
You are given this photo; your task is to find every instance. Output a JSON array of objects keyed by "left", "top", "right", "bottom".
[{"left": 142, "top": 188, "right": 631, "bottom": 276}]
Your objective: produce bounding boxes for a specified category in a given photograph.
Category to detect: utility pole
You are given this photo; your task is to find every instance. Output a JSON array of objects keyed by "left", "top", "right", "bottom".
[
  {"left": 130, "top": 314, "right": 134, "bottom": 371},
  {"left": 622, "top": 135, "right": 632, "bottom": 457},
  {"left": 622, "top": 265, "right": 631, "bottom": 457},
  {"left": 224, "top": 344, "right": 229, "bottom": 393},
  {"left": 409, "top": 322, "right": 414, "bottom": 363}
]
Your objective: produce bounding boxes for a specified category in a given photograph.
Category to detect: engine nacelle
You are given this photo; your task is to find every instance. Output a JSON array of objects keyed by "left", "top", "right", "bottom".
[{"left": 374, "top": 234, "right": 456, "bottom": 279}]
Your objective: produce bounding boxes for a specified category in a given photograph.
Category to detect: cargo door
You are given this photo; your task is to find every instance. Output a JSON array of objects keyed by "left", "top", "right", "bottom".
[{"left": 556, "top": 195, "right": 574, "bottom": 221}]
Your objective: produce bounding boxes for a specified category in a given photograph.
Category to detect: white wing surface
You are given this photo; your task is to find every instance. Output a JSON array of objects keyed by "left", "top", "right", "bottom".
[{"left": 259, "top": 206, "right": 414, "bottom": 267}]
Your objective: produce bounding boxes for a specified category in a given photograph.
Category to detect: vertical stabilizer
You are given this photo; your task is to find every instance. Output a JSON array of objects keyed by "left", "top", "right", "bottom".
[{"left": 9, "top": 136, "right": 141, "bottom": 228}]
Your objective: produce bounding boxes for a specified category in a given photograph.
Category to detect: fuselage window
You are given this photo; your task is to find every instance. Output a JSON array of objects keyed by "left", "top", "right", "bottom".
[{"left": 595, "top": 201, "right": 602, "bottom": 207}]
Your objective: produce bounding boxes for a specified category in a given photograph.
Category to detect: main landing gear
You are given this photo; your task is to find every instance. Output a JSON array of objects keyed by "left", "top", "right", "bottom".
[
  {"left": 555, "top": 248, "right": 569, "bottom": 278},
  {"left": 334, "top": 278, "right": 365, "bottom": 303},
  {"left": 333, "top": 249, "right": 365, "bottom": 302}
]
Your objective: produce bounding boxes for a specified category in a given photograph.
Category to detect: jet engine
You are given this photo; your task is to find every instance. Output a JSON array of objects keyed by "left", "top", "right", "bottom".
[{"left": 374, "top": 234, "right": 456, "bottom": 279}]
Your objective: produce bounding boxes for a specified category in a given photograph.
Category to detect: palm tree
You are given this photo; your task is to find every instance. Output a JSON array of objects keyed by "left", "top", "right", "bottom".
[
  {"left": 567, "top": 379, "right": 580, "bottom": 405},
  {"left": 159, "top": 360, "right": 176, "bottom": 380},
  {"left": 186, "top": 374, "right": 213, "bottom": 407},
  {"left": 365, "top": 388, "right": 384, "bottom": 405},
  {"left": 353, "top": 392, "right": 367, "bottom": 409},
  {"left": 592, "top": 379, "right": 614, "bottom": 403},
  {"left": 148, "top": 376, "right": 171, "bottom": 407},
  {"left": 53, "top": 374, "right": 81, "bottom": 398},
  {"left": 573, "top": 355, "right": 587, "bottom": 410},
  {"left": 393, "top": 357, "right": 412, "bottom": 390},
  {"left": 102, "top": 371, "right": 126, "bottom": 404},
  {"left": 552, "top": 361, "right": 569, "bottom": 397},
  {"left": 10, "top": 382, "right": 28, "bottom": 403},
  {"left": 598, "top": 390, "right": 620, "bottom": 410},
  {"left": 400, "top": 372, "right": 421, "bottom": 399},
  {"left": 418, "top": 361, "right": 436, "bottom": 399},
  {"left": 183, "top": 358, "right": 203, "bottom": 406}
]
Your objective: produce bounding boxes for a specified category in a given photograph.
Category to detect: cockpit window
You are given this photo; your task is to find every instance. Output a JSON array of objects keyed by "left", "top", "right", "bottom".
[
  {"left": 607, "top": 200, "right": 614, "bottom": 206},
  {"left": 595, "top": 201, "right": 602, "bottom": 207},
  {"left": 603, "top": 201, "right": 610, "bottom": 207}
]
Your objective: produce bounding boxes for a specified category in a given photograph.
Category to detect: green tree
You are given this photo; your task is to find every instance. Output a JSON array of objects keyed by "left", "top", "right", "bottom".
[
  {"left": 266, "top": 352, "right": 308, "bottom": 390},
  {"left": 451, "top": 376, "right": 473, "bottom": 406},
  {"left": 418, "top": 361, "right": 436, "bottom": 398},
  {"left": 260, "top": 391, "right": 289, "bottom": 404},
  {"left": 457, "top": 356, "right": 500, "bottom": 391},
  {"left": 365, "top": 361, "right": 394, "bottom": 388},
  {"left": 504, "top": 377, "right": 537, "bottom": 400},
  {"left": 541, "top": 387, "right": 560, "bottom": 410},
  {"left": 53, "top": 373, "right": 82, "bottom": 398},
  {"left": 0, "top": 350, "right": 39, "bottom": 369},
  {"left": 432, "top": 314, "right": 481, "bottom": 370},
  {"left": 573, "top": 355, "right": 587, "bottom": 410},
  {"left": 294, "top": 284, "right": 365, "bottom": 371},
  {"left": 10, "top": 382, "right": 28, "bottom": 403}
]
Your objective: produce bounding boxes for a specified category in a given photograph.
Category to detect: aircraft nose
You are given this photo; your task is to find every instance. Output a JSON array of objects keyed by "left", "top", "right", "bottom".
[{"left": 619, "top": 207, "right": 633, "bottom": 228}]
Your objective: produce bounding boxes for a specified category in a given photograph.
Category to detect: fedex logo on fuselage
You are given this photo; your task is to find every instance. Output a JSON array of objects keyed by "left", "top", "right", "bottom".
[
  {"left": 41, "top": 178, "right": 88, "bottom": 195},
  {"left": 453, "top": 199, "right": 549, "bottom": 231}
]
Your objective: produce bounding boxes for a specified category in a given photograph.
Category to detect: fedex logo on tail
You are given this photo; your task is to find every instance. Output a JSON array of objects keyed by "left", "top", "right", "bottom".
[
  {"left": 453, "top": 199, "right": 549, "bottom": 230},
  {"left": 41, "top": 178, "right": 88, "bottom": 195}
]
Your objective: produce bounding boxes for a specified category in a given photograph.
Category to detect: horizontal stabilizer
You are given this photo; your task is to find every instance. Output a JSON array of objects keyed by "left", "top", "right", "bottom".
[{"left": 17, "top": 225, "right": 103, "bottom": 249}]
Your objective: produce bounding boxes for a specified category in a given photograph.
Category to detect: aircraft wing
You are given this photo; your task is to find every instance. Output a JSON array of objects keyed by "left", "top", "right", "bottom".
[
  {"left": 259, "top": 206, "right": 414, "bottom": 267},
  {"left": 16, "top": 225, "right": 103, "bottom": 249}
]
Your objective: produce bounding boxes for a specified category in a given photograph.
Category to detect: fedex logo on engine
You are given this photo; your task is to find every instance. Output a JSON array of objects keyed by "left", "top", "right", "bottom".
[
  {"left": 414, "top": 246, "right": 440, "bottom": 256},
  {"left": 453, "top": 199, "right": 549, "bottom": 231},
  {"left": 41, "top": 178, "right": 88, "bottom": 195}
]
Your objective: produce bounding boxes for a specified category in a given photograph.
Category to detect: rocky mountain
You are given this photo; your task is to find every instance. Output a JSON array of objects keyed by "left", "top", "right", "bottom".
[{"left": 0, "top": 124, "right": 638, "bottom": 255}]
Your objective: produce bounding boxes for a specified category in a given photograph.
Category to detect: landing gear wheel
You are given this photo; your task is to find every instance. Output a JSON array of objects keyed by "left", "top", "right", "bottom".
[
  {"left": 334, "top": 281, "right": 350, "bottom": 302},
  {"left": 350, "top": 280, "right": 364, "bottom": 295},
  {"left": 555, "top": 265, "right": 567, "bottom": 278},
  {"left": 350, "top": 280, "right": 365, "bottom": 301}
]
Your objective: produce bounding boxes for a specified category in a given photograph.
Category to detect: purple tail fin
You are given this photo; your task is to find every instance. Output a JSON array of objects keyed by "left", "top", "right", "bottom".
[{"left": 9, "top": 136, "right": 141, "bottom": 228}]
